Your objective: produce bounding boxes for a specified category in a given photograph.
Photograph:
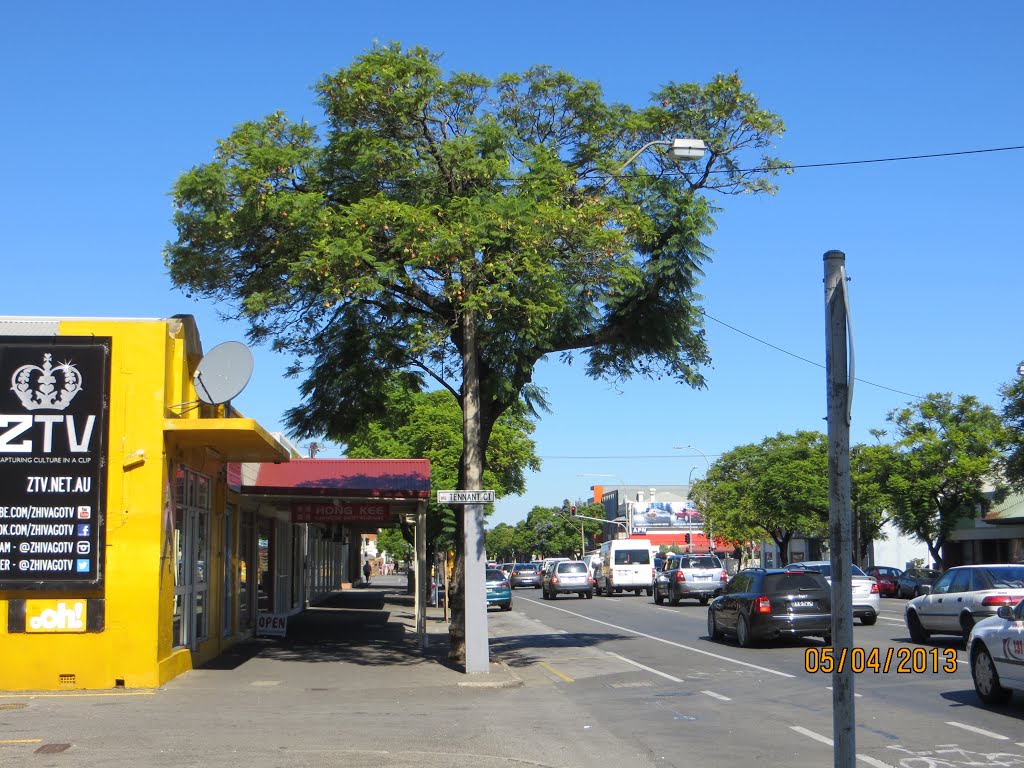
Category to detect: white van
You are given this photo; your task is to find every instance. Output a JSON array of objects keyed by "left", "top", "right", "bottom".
[{"left": 595, "top": 539, "right": 655, "bottom": 596}]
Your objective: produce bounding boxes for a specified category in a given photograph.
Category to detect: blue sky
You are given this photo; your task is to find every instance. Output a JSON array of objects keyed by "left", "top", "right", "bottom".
[{"left": 4, "top": 3, "right": 1021, "bottom": 528}]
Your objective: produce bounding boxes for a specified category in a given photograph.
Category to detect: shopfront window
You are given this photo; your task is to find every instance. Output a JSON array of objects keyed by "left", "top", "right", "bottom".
[{"left": 172, "top": 465, "right": 212, "bottom": 650}]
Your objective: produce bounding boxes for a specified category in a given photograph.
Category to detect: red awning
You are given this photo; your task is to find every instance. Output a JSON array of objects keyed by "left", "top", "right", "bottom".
[{"left": 230, "top": 458, "right": 431, "bottom": 499}]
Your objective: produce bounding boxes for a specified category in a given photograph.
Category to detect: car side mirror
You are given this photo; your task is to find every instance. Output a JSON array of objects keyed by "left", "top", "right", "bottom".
[{"left": 997, "top": 605, "right": 1015, "bottom": 621}]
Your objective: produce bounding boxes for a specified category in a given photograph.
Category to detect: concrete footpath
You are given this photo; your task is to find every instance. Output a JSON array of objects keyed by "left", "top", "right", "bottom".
[{"left": 0, "top": 574, "right": 652, "bottom": 767}]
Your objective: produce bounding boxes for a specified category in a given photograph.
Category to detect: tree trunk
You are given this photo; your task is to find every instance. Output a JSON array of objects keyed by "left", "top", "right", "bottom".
[{"left": 448, "top": 278, "right": 485, "bottom": 665}]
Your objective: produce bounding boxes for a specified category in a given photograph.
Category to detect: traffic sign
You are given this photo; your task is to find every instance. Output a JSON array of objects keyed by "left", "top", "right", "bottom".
[{"left": 437, "top": 490, "right": 496, "bottom": 504}]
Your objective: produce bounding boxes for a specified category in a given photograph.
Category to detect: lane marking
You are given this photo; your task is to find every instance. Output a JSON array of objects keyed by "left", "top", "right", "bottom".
[
  {"left": 945, "top": 721, "right": 1009, "bottom": 740},
  {"left": 790, "top": 726, "right": 896, "bottom": 768},
  {"left": 827, "top": 686, "right": 863, "bottom": 697},
  {"left": 700, "top": 690, "right": 731, "bottom": 701},
  {"left": 537, "top": 661, "right": 574, "bottom": 683},
  {"left": 522, "top": 597, "right": 795, "bottom": 678},
  {"left": 0, "top": 739, "right": 42, "bottom": 744},
  {"left": 606, "top": 651, "right": 683, "bottom": 682}
]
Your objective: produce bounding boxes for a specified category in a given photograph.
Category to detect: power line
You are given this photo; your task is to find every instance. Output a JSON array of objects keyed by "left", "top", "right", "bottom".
[{"left": 700, "top": 310, "right": 924, "bottom": 400}]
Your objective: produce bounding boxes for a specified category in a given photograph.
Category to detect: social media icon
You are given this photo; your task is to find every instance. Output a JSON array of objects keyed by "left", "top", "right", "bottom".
[
  {"left": 75, "top": 559, "right": 90, "bottom": 573},
  {"left": 77, "top": 524, "right": 91, "bottom": 537},
  {"left": 76, "top": 541, "right": 91, "bottom": 555},
  {"left": 77, "top": 506, "right": 92, "bottom": 519}
]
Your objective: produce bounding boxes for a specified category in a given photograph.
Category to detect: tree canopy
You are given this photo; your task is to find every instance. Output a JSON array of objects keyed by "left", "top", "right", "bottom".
[
  {"left": 877, "top": 393, "right": 1007, "bottom": 568},
  {"left": 691, "top": 431, "right": 829, "bottom": 565},
  {"left": 165, "top": 42, "right": 788, "bottom": 662}
]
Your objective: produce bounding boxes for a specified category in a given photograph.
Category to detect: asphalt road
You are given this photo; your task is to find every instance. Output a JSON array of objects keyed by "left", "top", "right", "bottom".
[{"left": 491, "top": 588, "right": 1024, "bottom": 768}]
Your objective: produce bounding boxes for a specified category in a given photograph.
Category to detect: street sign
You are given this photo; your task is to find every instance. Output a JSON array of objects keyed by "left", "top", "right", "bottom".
[{"left": 437, "top": 490, "right": 495, "bottom": 504}]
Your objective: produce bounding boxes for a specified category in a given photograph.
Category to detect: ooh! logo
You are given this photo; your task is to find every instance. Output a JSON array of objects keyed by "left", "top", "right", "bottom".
[{"left": 28, "top": 601, "right": 84, "bottom": 631}]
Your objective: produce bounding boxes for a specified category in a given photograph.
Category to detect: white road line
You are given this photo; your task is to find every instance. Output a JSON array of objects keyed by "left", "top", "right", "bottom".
[
  {"left": 945, "top": 721, "right": 1010, "bottom": 740},
  {"left": 826, "top": 686, "right": 863, "bottom": 697},
  {"left": 525, "top": 598, "right": 795, "bottom": 678},
  {"left": 700, "top": 690, "right": 732, "bottom": 701},
  {"left": 606, "top": 652, "right": 683, "bottom": 682},
  {"left": 790, "top": 726, "right": 896, "bottom": 768}
]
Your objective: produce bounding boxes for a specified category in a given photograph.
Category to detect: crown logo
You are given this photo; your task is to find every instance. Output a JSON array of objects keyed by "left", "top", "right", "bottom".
[{"left": 12, "top": 353, "right": 83, "bottom": 411}]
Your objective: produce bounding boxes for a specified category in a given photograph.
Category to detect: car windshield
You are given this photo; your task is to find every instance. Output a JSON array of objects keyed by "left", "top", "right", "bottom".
[
  {"left": 485, "top": 569, "right": 505, "bottom": 581},
  {"left": 684, "top": 557, "right": 720, "bottom": 569},
  {"left": 977, "top": 565, "right": 1024, "bottom": 588},
  {"left": 764, "top": 573, "right": 827, "bottom": 593},
  {"left": 795, "top": 563, "right": 867, "bottom": 578},
  {"left": 614, "top": 550, "right": 650, "bottom": 565},
  {"left": 558, "top": 563, "right": 588, "bottom": 574}
]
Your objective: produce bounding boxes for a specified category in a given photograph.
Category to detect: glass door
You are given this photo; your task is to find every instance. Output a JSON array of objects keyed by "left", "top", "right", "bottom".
[{"left": 172, "top": 466, "right": 211, "bottom": 650}]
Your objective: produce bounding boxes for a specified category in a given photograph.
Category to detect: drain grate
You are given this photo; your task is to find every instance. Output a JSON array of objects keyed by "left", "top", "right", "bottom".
[
  {"left": 0, "top": 703, "right": 28, "bottom": 710},
  {"left": 35, "top": 744, "right": 72, "bottom": 754}
]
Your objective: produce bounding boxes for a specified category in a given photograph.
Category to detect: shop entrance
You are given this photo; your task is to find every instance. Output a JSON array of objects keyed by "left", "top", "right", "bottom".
[{"left": 173, "top": 466, "right": 211, "bottom": 650}]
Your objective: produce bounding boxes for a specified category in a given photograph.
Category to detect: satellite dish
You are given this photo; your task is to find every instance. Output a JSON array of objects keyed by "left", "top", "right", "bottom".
[{"left": 193, "top": 341, "right": 254, "bottom": 405}]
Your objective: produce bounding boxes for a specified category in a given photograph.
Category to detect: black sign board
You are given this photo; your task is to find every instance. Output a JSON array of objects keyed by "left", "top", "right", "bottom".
[{"left": 0, "top": 337, "right": 110, "bottom": 590}]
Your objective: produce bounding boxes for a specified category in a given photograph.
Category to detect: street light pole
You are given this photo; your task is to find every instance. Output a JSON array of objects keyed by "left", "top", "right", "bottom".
[{"left": 674, "top": 445, "right": 712, "bottom": 552}]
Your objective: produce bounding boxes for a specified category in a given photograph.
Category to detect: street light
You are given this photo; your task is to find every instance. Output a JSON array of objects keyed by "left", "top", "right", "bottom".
[
  {"left": 599, "top": 137, "right": 707, "bottom": 188},
  {"left": 577, "top": 473, "right": 634, "bottom": 537},
  {"left": 674, "top": 445, "right": 713, "bottom": 552}
]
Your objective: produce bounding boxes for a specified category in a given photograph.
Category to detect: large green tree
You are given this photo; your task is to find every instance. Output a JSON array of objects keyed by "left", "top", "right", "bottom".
[
  {"left": 878, "top": 393, "right": 1007, "bottom": 568},
  {"left": 692, "top": 431, "right": 829, "bottom": 565},
  {"left": 165, "top": 43, "right": 787, "bottom": 663},
  {"left": 342, "top": 381, "right": 539, "bottom": 564},
  {"left": 999, "top": 364, "right": 1024, "bottom": 489}
]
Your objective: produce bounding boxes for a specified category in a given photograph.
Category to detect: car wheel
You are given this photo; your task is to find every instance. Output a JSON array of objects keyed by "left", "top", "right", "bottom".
[
  {"left": 960, "top": 614, "right": 975, "bottom": 645},
  {"left": 972, "top": 644, "right": 1012, "bottom": 705},
  {"left": 907, "top": 610, "right": 930, "bottom": 643},
  {"left": 737, "top": 614, "right": 754, "bottom": 648},
  {"left": 861, "top": 613, "right": 877, "bottom": 626},
  {"left": 654, "top": 585, "right": 665, "bottom": 605},
  {"left": 534, "top": 584, "right": 541, "bottom": 589},
  {"left": 913, "top": 587, "right": 921, "bottom": 598},
  {"left": 585, "top": 591, "right": 593, "bottom": 599},
  {"left": 578, "top": 592, "right": 585, "bottom": 599},
  {"left": 502, "top": 602, "right": 512, "bottom": 612},
  {"left": 707, "top": 610, "right": 722, "bottom": 641},
  {"left": 634, "top": 588, "right": 641, "bottom": 596},
  {"left": 699, "top": 596, "right": 709, "bottom": 606},
  {"left": 646, "top": 587, "right": 654, "bottom": 597},
  {"left": 669, "top": 592, "right": 681, "bottom": 607}
]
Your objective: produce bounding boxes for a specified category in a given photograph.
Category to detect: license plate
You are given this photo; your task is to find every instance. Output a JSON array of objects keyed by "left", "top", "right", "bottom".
[
  {"left": 793, "top": 601, "right": 814, "bottom": 608},
  {"left": 694, "top": 575, "right": 712, "bottom": 580}
]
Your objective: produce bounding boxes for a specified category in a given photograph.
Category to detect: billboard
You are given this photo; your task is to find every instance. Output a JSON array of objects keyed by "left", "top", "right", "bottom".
[
  {"left": 628, "top": 500, "right": 703, "bottom": 529},
  {"left": 0, "top": 337, "right": 111, "bottom": 589}
]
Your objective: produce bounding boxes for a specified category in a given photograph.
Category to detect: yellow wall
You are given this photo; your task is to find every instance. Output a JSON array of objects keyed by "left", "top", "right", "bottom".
[{"left": 0, "top": 316, "right": 265, "bottom": 691}]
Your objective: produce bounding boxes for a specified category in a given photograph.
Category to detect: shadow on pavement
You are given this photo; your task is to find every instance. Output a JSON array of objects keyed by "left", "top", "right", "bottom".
[{"left": 198, "top": 581, "right": 456, "bottom": 670}]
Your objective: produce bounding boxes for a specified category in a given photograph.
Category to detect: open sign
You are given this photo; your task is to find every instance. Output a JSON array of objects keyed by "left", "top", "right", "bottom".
[{"left": 256, "top": 612, "right": 288, "bottom": 637}]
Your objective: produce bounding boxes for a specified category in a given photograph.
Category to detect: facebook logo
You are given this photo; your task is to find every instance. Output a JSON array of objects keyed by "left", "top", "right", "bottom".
[
  {"left": 77, "top": 524, "right": 91, "bottom": 537},
  {"left": 75, "top": 559, "right": 90, "bottom": 573}
]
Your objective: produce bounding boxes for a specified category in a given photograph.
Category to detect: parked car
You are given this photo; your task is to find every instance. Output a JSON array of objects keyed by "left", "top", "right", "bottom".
[
  {"left": 864, "top": 566, "right": 902, "bottom": 598},
  {"left": 967, "top": 597, "right": 1024, "bottom": 705},
  {"left": 654, "top": 553, "right": 728, "bottom": 606},
  {"left": 788, "top": 560, "right": 879, "bottom": 625},
  {"left": 542, "top": 560, "right": 595, "bottom": 599},
  {"left": 509, "top": 562, "right": 543, "bottom": 589},
  {"left": 897, "top": 567, "right": 941, "bottom": 599},
  {"left": 485, "top": 568, "right": 512, "bottom": 611},
  {"left": 905, "top": 564, "right": 1024, "bottom": 644},
  {"left": 707, "top": 568, "right": 833, "bottom": 647}
]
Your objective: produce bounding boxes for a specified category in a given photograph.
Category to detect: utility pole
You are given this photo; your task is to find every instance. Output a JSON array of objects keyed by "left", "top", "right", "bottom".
[{"left": 824, "top": 249, "right": 855, "bottom": 768}]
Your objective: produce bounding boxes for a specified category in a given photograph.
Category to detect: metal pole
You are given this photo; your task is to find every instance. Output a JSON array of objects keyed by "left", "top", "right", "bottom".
[
  {"left": 824, "top": 249, "right": 855, "bottom": 768},
  {"left": 463, "top": 502, "right": 489, "bottom": 673}
]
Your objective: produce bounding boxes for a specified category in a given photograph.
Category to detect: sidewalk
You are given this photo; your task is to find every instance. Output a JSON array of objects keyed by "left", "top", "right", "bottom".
[{"left": 1, "top": 574, "right": 651, "bottom": 767}]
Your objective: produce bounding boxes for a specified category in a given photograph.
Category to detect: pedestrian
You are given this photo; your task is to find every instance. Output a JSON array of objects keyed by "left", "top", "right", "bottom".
[{"left": 363, "top": 560, "right": 372, "bottom": 585}]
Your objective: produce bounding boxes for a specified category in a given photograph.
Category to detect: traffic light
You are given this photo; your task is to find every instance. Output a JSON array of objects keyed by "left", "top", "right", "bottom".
[{"left": 684, "top": 533, "right": 691, "bottom": 544}]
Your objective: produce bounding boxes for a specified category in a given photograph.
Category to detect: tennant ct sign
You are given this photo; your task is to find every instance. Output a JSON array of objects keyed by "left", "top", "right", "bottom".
[{"left": 437, "top": 490, "right": 495, "bottom": 504}]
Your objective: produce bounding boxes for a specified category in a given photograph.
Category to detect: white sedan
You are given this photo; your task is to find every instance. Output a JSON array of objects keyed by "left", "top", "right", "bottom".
[
  {"left": 967, "top": 598, "right": 1024, "bottom": 705},
  {"left": 905, "top": 564, "right": 1024, "bottom": 645},
  {"left": 788, "top": 561, "right": 880, "bottom": 625}
]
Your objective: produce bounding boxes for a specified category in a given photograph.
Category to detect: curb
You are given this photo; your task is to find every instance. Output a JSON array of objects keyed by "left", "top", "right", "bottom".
[{"left": 456, "top": 660, "right": 524, "bottom": 689}]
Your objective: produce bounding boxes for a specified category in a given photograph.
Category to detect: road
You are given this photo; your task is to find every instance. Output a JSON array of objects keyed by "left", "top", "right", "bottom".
[{"left": 490, "top": 589, "right": 1024, "bottom": 768}]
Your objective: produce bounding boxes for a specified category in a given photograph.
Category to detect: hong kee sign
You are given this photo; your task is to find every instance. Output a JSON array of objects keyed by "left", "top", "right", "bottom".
[
  {"left": 0, "top": 338, "right": 111, "bottom": 589},
  {"left": 291, "top": 502, "right": 390, "bottom": 525}
]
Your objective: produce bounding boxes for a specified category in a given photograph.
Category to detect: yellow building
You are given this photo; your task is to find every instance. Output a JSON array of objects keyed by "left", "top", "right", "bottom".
[{"left": 0, "top": 315, "right": 291, "bottom": 690}]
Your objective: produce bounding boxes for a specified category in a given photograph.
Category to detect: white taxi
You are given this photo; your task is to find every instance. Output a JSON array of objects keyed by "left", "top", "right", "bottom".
[{"left": 967, "top": 597, "right": 1024, "bottom": 705}]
